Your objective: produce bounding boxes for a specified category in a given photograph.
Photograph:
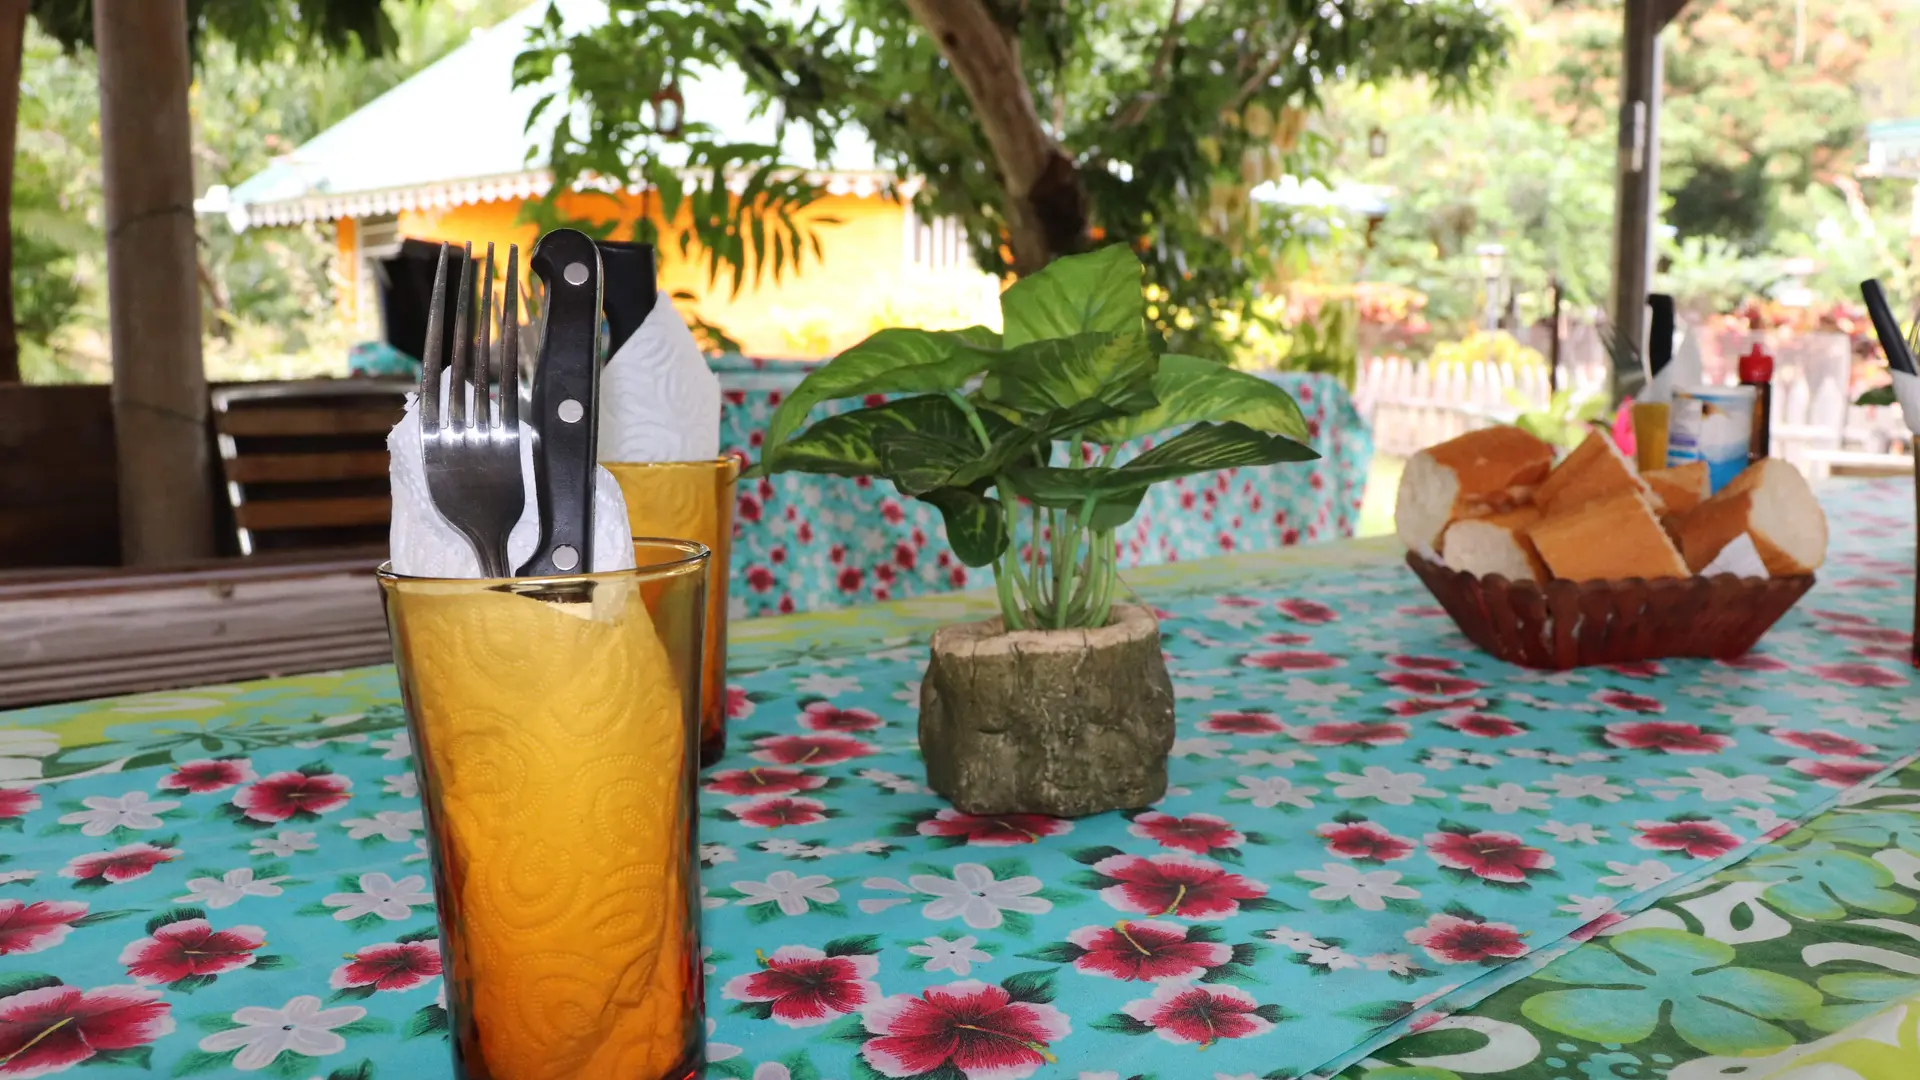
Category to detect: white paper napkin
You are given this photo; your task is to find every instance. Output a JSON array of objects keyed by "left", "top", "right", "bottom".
[
  {"left": 597, "top": 295, "right": 721, "bottom": 463},
  {"left": 388, "top": 372, "right": 637, "bottom": 578}
]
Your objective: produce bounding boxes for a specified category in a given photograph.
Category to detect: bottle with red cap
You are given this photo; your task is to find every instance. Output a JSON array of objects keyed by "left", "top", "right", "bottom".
[{"left": 1737, "top": 342, "right": 1773, "bottom": 462}]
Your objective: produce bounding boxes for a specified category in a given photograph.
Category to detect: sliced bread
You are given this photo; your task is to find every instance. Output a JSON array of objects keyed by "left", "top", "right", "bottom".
[
  {"left": 1442, "top": 507, "right": 1548, "bottom": 583},
  {"left": 1527, "top": 490, "right": 1690, "bottom": 581},
  {"left": 1673, "top": 458, "right": 1827, "bottom": 575},
  {"left": 1642, "top": 462, "right": 1710, "bottom": 516},
  {"left": 1533, "top": 431, "right": 1648, "bottom": 515},
  {"left": 1394, "top": 426, "right": 1556, "bottom": 554}
]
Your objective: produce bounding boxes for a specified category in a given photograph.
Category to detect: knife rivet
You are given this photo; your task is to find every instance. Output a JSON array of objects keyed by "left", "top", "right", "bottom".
[
  {"left": 553, "top": 545, "right": 579, "bottom": 572},
  {"left": 557, "top": 399, "right": 584, "bottom": 424},
  {"left": 563, "top": 262, "right": 589, "bottom": 285}
]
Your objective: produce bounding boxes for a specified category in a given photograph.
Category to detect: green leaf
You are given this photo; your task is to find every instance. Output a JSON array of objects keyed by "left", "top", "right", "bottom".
[
  {"left": 172, "top": 1049, "right": 234, "bottom": 1078},
  {"left": 1007, "top": 421, "right": 1319, "bottom": 528},
  {"left": 1000, "top": 244, "right": 1144, "bottom": 348},
  {"left": 756, "top": 326, "right": 1000, "bottom": 468},
  {"left": 1858, "top": 385, "right": 1897, "bottom": 407},
  {"left": 403, "top": 1005, "right": 449, "bottom": 1040},
  {"left": 90, "top": 1046, "right": 154, "bottom": 1069},
  {"left": 0, "top": 973, "right": 61, "bottom": 999},
  {"left": 146, "top": 907, "right": 208, "bottom": 936},
  {"left": 919, "top": 487, "right": 1008, "bottom": 567},
  {"left": 777, "top": 395, "right": 1013, "bottom": 478},
  {"left": 824, "top": 934, "right": 881, "bottom": 957},
  {"left": 1091, "top": 1012, "right": 1154, "bottom": 1036},
  {"left": 326, "top": 1062, "right": 375, "bottom": 1080},
  {"left": 981, "top": 331, "right": 1157, "bottom": 418},
  {"left": 1000, "top": 969, "right": 1057, "bottom": 1004},
  {"left": 1086, "top": 355, "right": 1311, "bottom": 443}
]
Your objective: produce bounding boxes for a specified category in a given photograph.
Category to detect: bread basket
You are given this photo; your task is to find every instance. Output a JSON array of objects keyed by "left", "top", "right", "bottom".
[{"left": 1406, "top": 554, "right": 1815, "bottom": 669}]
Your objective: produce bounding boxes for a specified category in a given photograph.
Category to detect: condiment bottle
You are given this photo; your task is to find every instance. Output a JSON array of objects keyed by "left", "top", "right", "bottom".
[{"left": 1737, "top": 342, "right": 1773, "bottom": 462}]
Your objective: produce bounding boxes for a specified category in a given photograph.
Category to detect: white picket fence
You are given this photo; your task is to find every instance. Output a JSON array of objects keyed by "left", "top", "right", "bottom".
[{"left": 1356, "top": 355, "right": 1608, "bottom": 458}]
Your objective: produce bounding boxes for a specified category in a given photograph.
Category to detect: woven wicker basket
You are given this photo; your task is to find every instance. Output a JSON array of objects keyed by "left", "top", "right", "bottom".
[{"left": 1406, "top": 554, "right": 1814, "bottom": 669}]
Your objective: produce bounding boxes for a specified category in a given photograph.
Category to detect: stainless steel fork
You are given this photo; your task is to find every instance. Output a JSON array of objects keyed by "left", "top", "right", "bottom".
[{"left": 420, "top": 241, "right": 525, "bottom": 577}]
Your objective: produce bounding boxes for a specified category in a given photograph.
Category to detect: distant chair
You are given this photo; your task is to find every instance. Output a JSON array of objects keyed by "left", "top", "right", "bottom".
[{"left": 210, "top": 379, "right": 410, "bottom": 555}]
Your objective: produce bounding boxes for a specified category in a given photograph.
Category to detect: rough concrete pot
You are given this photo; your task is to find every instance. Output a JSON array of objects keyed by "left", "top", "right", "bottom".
[{"left": 919, "top": 604, "right": 1176, "bottom": 817}]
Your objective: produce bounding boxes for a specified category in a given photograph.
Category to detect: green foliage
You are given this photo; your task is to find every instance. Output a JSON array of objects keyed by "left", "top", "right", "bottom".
[
  {"left": 753, "top": 246, "right": 1318, "bottom": 630},
  {"left": 1275, "top": 300, "right": 1359, "bottom": 388},
  {"left": 1512, "top": 389, "right": 1608, "bottom": 450}
]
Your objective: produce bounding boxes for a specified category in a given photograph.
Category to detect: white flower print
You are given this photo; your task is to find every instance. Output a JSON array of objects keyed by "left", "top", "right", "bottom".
[
  {"left": 1266, "top": 926, "right": 1329, "bottom": 951},
  {"left": 369, "top": 732, "right": 412, "bottom": 761},
  {"left": 701, "top": 843, "right": 738, "bottom": 866},
  {"left": 701, "top": 886, "right": 727, "bottom": 910},
  {"left": 0, "top": 728, "right": 56, "bottom": 783},
  {"left": 1506, "top": 669, "right": 1588, "bottom": 688},
  {"left": 733, "top": 871, "right": 838, "bottom": 916},
  {"left": 1710, "top": 703, "right": 1786, "bottom": 727},
  {"left": 404, "top": 839, "right": 430, "bottom": 864},
  {"left": 1539, "top": 821, "right": 1608, "bottom": 845},
  {"left": 1295, "top": 863, "right": 1420, "bottom": 912},
  {"left": 1818, "top": 705, "right": 1894, "bottom": 731},
  {"left": 858, "top": 769, "right": 928, "bottom": 795},
  {"left": 249, "top": 831, "right": 316, "bottom": 858},
  {"left": 341, "top": 810, "right": 422, "bottom": 842},
  {"left": 1781, "top": 682, "right": 1851, "bottom": 704},
  {"left": 908, "top": 934, "right": 991, "bottom": 975},
  {"left": 1326, "top": 766, "right": 1440, "bottom": 806},
  {"left": 705, "top": 1017, "right": 742, "bottom": 1062},
  {"left": 1232, "top": 749, "right": 1317, "bottom": 769},
  {"left": 1203, "top": 604, "right": 1265, "bottom": 629},
  {"left": 1889, "top": 699, "right": 1920, "bottom": 723},
  {"left": 1363, "top": 953, "right": 1415, "bottom": 975},
  {"left": 844, "top": 839, "right": 893, "bottom": 855},
  {"left": 1664, "top": 768, "right": 1795, "bottom": 804},
  {"left": 1533, "top": 774, "right": 1631, "bottom": 803},
  {"left": 1678, "top": 684, "right": 1727, "bottom": 701},
  {"left": 759, "top": 839, "right": 815, "bottom": 856},
  {"left": 1731, "top": 806, "right": 1790, "bottom": 833},
  {"left": 0, "top": 869, "right": 38, "bottom": 885},
  {"left": 1460, "top": 783, "right": 1552, "bottom": 814},
  {"left": 1282, "top": 679, "right": 1359, "bottom": 703},
  {"left": 176, "top": 868, "right": 288, "bottom": 909},
  {"left": 58, "top": 790, "right": 179, "bottom": 836},
  {"left": 1226, "top": 775, "right": 1319, "bottom": 810},
  {"left": 1598, "top": 860, "right": 1678, "bottom": 891},
  {"left": 1291, "top": 704, "right": 1340, "bottom": 722},
  {"left": 1170, "top": 737, "right": 1232, "bottom": 759},
  {"left": 1173, "top": 682, "right": 1219, "bottom": 702},
  {"left": 909, "top": 863, "right": 1049, "bottom": 929},
  {"left": 381, "top": 773, "right": 418, "bottom": 799},
  {"left": 197, "top": 995, "right": 365, "bottom": 1070},
  {"left": 322, "top": 872, "right": 432, "bottom": 921},
  {"left": 792, "top": 672, "right": 861, "bottom": 697},
  {"left": 891, "top": 680, "right": 922, "bottom": 704},
  {"left": 1304, "top": 944, "right": 1361, "bottom": 970},
  {"left": 1559, "top": 894, "right": 1616, "bottom": 921}
]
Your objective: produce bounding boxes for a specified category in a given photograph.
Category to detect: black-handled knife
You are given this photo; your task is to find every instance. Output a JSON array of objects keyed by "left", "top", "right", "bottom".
[
  {"left": 595, "top": 239, "right": 660, "bottom": 357},
  {"left": 517, "top": 229, "right": 604, "bottom": 577},
  {"left": 1863, "top": 279, "right": 1919, "bottom": 377}
]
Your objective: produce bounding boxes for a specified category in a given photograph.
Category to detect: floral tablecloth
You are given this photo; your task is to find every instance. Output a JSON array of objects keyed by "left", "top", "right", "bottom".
[
  {"left": 0, "top": 479, "right": 1913, "bottom": 1080},
  {"left": 713, "top": 356, "right": 1372, "bottom": 617}
]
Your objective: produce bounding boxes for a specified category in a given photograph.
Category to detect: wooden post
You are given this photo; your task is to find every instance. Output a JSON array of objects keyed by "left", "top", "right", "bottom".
[
  {"left": 1608, "top": 0, "right": 1688, "bottom": 407},
  {"left": 94, "top": 0, "right": 217, "bottom": 564}
]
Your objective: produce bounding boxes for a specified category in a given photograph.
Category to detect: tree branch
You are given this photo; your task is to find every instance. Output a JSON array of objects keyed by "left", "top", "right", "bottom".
[{"left": 1115, "top": 0, "right": 1183, "bottom": 128}]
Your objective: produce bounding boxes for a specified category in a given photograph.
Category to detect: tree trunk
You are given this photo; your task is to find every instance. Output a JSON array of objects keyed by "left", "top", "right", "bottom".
[
  {"left": 95, "top": 0, "right": 217, "bottom": 564},
  {"left": 0, "top": 0, "right": 25, "bottom": 383},
  {"left": 901, "top": 0, "right": 1085, "bottom": 274}
]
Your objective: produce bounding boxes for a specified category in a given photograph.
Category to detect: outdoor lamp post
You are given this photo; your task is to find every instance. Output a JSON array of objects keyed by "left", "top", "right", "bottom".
[
  {"left": 1368, "top": 126, "right": 1387, "bottom": 159},
  {"left": 1476, "top": 242, "right": 1507, "bottom": 331}
]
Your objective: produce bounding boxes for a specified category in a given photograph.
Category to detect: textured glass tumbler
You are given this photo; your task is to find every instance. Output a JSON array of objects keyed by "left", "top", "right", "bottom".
[
  {"left": 378, "top": 541, "right": 709, "bottom": 1080},
  {"left": 605, "top": 458, "right": 740, "bottom": 766}
]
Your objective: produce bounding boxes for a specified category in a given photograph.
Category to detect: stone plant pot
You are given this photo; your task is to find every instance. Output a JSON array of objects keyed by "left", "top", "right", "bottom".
[{"left": 919, "top": 604, "right": 1176, "bottom": 818}]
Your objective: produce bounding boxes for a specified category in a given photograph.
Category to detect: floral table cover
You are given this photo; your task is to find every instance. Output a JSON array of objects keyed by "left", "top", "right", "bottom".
[
  {"left": 712, "top": 357, "right": 1372, "bottom": 617},
  {"left": 0, "top": 479, "right": 1913, "bottom": 1080}
]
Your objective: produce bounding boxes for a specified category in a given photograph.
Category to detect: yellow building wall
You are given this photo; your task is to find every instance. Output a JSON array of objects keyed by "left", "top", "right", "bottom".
[{"left": 345, "top": 191, "right": 998, "bottom": 358}]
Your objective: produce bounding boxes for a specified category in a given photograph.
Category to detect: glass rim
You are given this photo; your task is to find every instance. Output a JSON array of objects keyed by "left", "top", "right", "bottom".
[{"left": 377, "top": 537, "right": 709, "bottom": 585}]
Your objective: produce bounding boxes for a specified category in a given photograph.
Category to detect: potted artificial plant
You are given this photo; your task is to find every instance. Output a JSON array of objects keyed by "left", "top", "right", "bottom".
[{"left": 750, "top": 246, "right": 1319, "bottom": 817}]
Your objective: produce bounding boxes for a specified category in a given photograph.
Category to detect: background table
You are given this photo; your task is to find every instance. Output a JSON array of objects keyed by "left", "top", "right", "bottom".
[
  {"left": 1, "top": 480, "right": 1912, "bottom": 1080},
  {"left": 713, "top": 356, "right": 1373, "bottom": 616}
]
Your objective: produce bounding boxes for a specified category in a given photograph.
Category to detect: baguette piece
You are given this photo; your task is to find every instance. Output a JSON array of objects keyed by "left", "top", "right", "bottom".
[
  {"left": 1642, "top": 462, "right": 1710, "bottom": 516},
  {"left": 1394, "top": 426, "right": 1556, "bottom": 553},
  {"left": 1673, "top": 458, "right": 1827, "bottom": 575},
  {"left": 1533, "top": 431, "right": 1648, "bottom": 516},
  {"left": 1527, "top": 490, "right": 1690, "bottom": 581},
  {"left": 1442, "top": 507, "right": 1548, "bottom": 583}
]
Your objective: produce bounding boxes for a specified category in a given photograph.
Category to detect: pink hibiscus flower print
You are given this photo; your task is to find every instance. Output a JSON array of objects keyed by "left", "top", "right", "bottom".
[
  {"left": 728, "top": 796, "right": 829, "bottom": 829},
  {"left": 1602, "top": 720, "right": 1733, "bottom": 755},
  {"left": 0, "top": 786, "right": 39, "bottom": 822},
  {"left": 121, "top": 919, "right": 265, "bottom": 984},
  {"left": 1127, "top": 812, "right": 1244, "bottom": 856},
  {"left": 1439, "top": 714, "right": 1527, "bottom": 739},
  {"left": 0, "top": 899, "right": 89, "bottom": 956},
  {"left": 751, "top": 733, "right": 875, "bottom": 767},
  {"left": 231, "top": 770, "right": 351, "bottom": 823},
  {"left": 329, "top": 940, "right": 442, "bottom": 992},
  {"left": 1425, "top": 829, "right": 1555, "bottom": 884},
  {"left": 1721, "top": 653, "right": 1789, "bottom": 672},
  {"left": 1380, "top": 671, "right": 1488, "bottom": 697},
  {"left": 799, "top": 701, "right": 883, "bottom": 733},
  {"left": 1593, "top": 689, "right": 1665, "bottom": 714},
  {"left": 1064, "top": 920, "right": 1231, "bottom": 982},
  {"left": 1094, "top": 853, "right": 1268, "bottom": 919},
  {"left": 61, "top": 842, "right": 180, "bottom": 886},
  {"left": 725, "top": 685, "right": 755, "bottom": 721},
  {"left": 1791, "top": 758, "right": 1885, "bottom": 788},
  {"left": 1119, "top": 983, "right": 1278, "bottom": 1046},
  {"left": 703, "top": 767, "right": 828, "bottom": 798},
  {"left": 1240, "top": 651, "right": 1343, "bottom": 671},
  {"left": 1258, "top": 631, "right": 1313, "bottom": 646},
  {"left": 726, "top": 945, "right": 881, "bottom": 1028},
  {"left": 1277, "top": 598, "right": 1339, "bottom": 624},
  {"left": 1292, "top": 722, "right": 1410, "bottom": 748},
  {"left": 1216, "top": 595, "right": 1263, "bottom": 609},
  {"left": 1772, "top": 729, "right": 1876, "bottom": 758},
  {"left": 1606, "top": 660, "right": 1666, "bottom": 679},
  {"left": 1319, "top": 821, "right": 1415, "bottom": 863},
  {"left": 918, "top": 809, "right": 1071, "bottom": 847},
  {"left": 158, "top": 758, "right": 256, "bottom": 794},
  {"left": 1199, "top": 711, "right": 1286, "bottom": 736},
  {"left": 1388, "top": 697, "right": 1490, "bottom": 717},
  {"left": 1405, "top": 913, "right": 1528, "bottom": 964},
  {"left": 860, "top": 980, "right": 1068, "bottom": 1080},
  {"left": 0, "top": 983, "right": 173, "bottom": 1075},
  {"left": 1633, "top": 819, "right": 1743, "bottom": 859},
  {"left": 1387, "top": 655, "right": 1462, "bottom": 672},
  {"left": 1810, "top": 663, "right": 1908, "bottom": 689}
]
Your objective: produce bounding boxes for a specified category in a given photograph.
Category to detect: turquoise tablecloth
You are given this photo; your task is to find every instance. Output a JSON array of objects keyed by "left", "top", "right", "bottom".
[{"left": 713, "top": 357, "right": 1373, "bottom": 617}]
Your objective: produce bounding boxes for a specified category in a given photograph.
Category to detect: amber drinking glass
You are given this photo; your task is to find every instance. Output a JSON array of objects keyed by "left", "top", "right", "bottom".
[
  {"left": 379, "top": 540, "right": 709, "bottom": 1080},
  {"left": 605, "top": 457, "right": 741, "bottom": 765}
]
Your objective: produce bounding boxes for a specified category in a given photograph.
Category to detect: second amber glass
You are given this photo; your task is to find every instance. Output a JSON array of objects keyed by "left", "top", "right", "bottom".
[
  {"left": 379, "top": 542, "right": 708, "bottom": 1080},
  {"left": 605, "top": 457, "right": 740, "bottom": 765}
]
